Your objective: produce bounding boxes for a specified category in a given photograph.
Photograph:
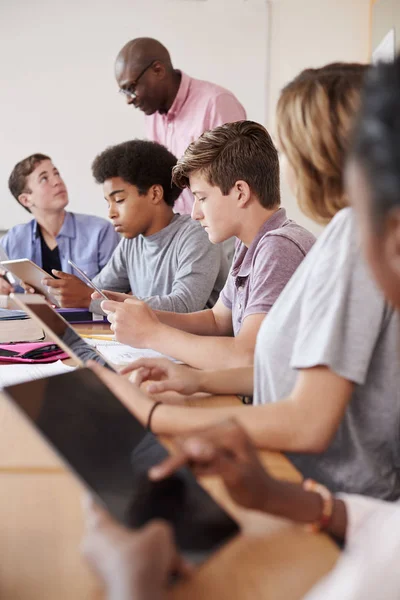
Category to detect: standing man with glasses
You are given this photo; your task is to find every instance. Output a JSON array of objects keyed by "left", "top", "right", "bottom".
[{"left": 115, "top": 37, "right": 246, "bottom": 217}]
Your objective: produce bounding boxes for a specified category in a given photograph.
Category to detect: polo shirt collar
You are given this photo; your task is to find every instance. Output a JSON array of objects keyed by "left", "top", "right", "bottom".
[
  {"left": 33, "top": 211, "right": 76, "bottom": 239},
  {"left": 232, "top": 207, "right": 288, "bottom": 278},
  {"left": 166, "top": 71, "right": 191, "bottom": 120}
]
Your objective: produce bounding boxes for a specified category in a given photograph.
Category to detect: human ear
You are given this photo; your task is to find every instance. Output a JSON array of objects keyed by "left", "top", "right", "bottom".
[
  {"left": 235, "top": 180, "right": 251, "bottom": 208},
  {"left": 18, "top": 193, "right": 33, "bottom": 210},
  {"left": 150, "top": 184, "right": 164, "bottom": 205},
  {"left": 153, "top": 61, "right": 166, "bottom": 80}
]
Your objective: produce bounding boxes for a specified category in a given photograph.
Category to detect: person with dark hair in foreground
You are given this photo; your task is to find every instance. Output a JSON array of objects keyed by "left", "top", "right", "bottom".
[
  {"left": 43, "top": 140, "right": 227, "bottom": 311},
  {"left": 1, "top": 153, "right": 119, "bottom": 292},
  {"left": 82, "top": 56, "right": 400, "bottom": 600},
  {"left": 81, "top": 416, "right": 397, "bottom": 600}
]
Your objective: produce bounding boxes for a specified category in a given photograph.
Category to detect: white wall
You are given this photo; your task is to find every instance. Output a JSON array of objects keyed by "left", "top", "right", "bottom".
[
  {"left": 267, "top": 0, "right": 371, "bottom": 235},
  {"left": 0, "top": 0, "right": 372, "bottom": 235},
  {"left": 0, "top": 0, "right": 268, "bottom": 230}
]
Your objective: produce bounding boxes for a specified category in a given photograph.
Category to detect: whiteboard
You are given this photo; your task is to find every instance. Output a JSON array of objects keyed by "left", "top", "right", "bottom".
[{"left": 0, "top": 0, "right": 269, "bottom": 230}]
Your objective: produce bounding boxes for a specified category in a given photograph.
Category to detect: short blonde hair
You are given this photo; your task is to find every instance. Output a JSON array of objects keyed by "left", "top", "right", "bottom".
[
  {"left": 277, "top": 63, "right": 368, "bottom": 224},
  {"left": 172, "top": 120, "right": 280, "bottom": 209}
]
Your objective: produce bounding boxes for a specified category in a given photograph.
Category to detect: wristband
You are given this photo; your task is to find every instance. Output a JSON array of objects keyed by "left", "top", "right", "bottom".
[
  {"left": 146, "top": 401, "right": 162, "bottom": 433},
  {"left": 303, "top": 478, "right": 334, "bottom": 533}
]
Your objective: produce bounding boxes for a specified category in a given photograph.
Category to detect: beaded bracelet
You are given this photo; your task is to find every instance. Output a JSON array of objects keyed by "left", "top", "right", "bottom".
[
  {"left": 146, "top": 401, "right": 162, "bottom": 432},
  {"left": 303, "top": 478, "right": 334, "bottom": 533}
]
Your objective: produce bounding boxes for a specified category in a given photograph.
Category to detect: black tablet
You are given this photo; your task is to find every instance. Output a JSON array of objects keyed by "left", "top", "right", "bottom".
[
  {"left": 3, "top": 368, "right": 239, "bottom": 564},
  {"left": 11, "top": 293, "right": 113, "bottom": 369}
]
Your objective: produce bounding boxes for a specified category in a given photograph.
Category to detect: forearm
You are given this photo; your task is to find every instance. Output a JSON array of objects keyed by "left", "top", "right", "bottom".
[
  {"left": 144, "top": 291, "right": 205, "bottom": 314},
  {"left": 197, "top": 367, "right": 254, "bottom": 396},
  {"left": 153, "top": 309, "right": 220, "bottom": 336},
  {"left": 152, "top": 399, "right": 328, "bottom": 453},
  {"left": 93, "top": 269, "right": 130, "bottom": 294},
  {"left": 146, "top": 325, "right": 253, "bottom": 370},
  {"left": 259, "top": 478, "right": 347, "bottom": 541},
  {"left": 144, "top": 263, "right": 221, "bottom": 314}
]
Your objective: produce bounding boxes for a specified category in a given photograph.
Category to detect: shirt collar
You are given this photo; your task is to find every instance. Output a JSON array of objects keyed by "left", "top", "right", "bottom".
[
  {"left": 33, "top": 212, "right": 76, "bottom": 239},
  {"left": 232, "top": 207, "right": 288, "bottom": 278},
  {"left": 165, "top": 71, "right": 191, "bottom": 121}
]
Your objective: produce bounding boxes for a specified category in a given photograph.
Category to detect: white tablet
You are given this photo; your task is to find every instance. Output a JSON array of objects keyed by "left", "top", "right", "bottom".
[{"left": 0, "top": 259, "right": 59, "bottom": 306}]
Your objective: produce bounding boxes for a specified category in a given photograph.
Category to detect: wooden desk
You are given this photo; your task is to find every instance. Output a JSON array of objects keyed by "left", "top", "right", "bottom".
[{"left": 0, "top": 320, "right": 339, "bottom": 599}]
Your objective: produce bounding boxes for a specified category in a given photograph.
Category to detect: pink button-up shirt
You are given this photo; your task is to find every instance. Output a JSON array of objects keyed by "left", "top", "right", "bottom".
[{"left": 145, "top": 72, "right": 246, "bottom": 214}]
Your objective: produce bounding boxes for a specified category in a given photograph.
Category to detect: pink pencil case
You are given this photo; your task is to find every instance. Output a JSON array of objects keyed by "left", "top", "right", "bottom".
[{"left": 0, "top": 342, "right": 69, "bottom": 364}]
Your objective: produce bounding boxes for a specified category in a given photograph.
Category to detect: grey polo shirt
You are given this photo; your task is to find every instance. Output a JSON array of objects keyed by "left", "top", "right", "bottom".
[{"left": 220, "top": 208, "right": 316, "bottom": 335}]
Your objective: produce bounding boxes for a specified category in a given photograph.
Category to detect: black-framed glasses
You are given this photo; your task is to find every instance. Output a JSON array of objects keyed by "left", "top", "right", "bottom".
[{"left": 118, "top": 60, "right": 158, "bottom": 100}]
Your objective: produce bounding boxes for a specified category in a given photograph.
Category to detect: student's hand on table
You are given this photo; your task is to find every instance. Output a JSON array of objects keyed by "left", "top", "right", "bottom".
[
  {"left": 121, "top": 358, "right": 204, "bottom": 396},
  {"left": 82, "top": 496, "right": 190, "bottom": 600},
  {"left": 91, "top": 290, "right": 133, "bottom": 303},
  {"left": 101, "top": 298, "right": 160, "bottom": 347},
  {"left": 88, "top": 360, "right": 155, "bottom": 424},
  {"left": 42, "top": 270, "right": 92, "bottom": 308},
  {"left": 150, "top": 419, "right": 275, "bottom": 513}
]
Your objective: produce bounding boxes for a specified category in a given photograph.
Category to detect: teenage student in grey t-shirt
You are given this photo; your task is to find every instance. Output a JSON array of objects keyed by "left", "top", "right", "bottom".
[
  {"left": 97, "top": 63, "right": 400, "bottom": 501},
  {"left": 43, "top": 140, "right": 227, "bottom": 311}
]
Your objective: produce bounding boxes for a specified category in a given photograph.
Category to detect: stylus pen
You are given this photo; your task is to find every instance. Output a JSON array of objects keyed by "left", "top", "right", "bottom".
[{"left": 67, "top": 259, "right": 108, "bottom": 300}]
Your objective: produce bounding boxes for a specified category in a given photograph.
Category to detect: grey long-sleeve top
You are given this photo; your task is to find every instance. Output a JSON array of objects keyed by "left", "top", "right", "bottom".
[{"left": 92, "top": 214, "right": 228, "bottom": 313}]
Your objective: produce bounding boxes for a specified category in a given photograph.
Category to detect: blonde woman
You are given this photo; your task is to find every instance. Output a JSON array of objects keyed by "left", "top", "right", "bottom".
[
  {"left": 84, "top": 56, "right": 400, "bottom": 600},
  {"left": 90, "top": 62, "right": 400, "bottom": 500}
]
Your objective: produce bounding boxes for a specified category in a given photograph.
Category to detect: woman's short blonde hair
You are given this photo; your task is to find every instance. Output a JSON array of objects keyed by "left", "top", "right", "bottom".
[{"left": 276, "top": 63, "right": 368, "bottom": 224}]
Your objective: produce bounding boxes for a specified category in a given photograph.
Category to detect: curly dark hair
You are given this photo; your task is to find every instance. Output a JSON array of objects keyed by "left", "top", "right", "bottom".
[{"left": 92, "top": 140, "right": 181, "bottom": 207}]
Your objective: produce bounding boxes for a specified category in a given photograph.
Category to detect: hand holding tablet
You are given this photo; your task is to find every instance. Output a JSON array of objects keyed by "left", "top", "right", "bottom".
[
  {"left": 67, "top": 259, "right": 108, "bottom": 299},
  {"left": 0, "top": 258, "right": 60, "bottom": 305}
]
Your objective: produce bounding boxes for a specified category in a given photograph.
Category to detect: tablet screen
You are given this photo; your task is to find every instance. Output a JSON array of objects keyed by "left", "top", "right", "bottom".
[
  {"left": 4, "top": 368, "right": 239, "bottom": 563},
  {"left": 14, "top": 297, "right": 113, "bottom": 369}
]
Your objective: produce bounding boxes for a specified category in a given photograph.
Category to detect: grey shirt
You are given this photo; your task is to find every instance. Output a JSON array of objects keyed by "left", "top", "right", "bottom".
[
  {"left": 220, "top": 208, "right": 316, "bottom": 335},
  {"left": 92, "top": 214, "right": 228, "bottom": 313},
  {"left": 254, "top": 208, "right": 400, "bottom": 500}
]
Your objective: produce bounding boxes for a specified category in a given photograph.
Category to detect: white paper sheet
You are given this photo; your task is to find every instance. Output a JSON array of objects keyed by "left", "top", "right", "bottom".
[
  {"left": 0, "top": 360, "right": 76, "bottom": 388},
  {"left": 84, "top": 339, "right": 178, "bottom": 365}
]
